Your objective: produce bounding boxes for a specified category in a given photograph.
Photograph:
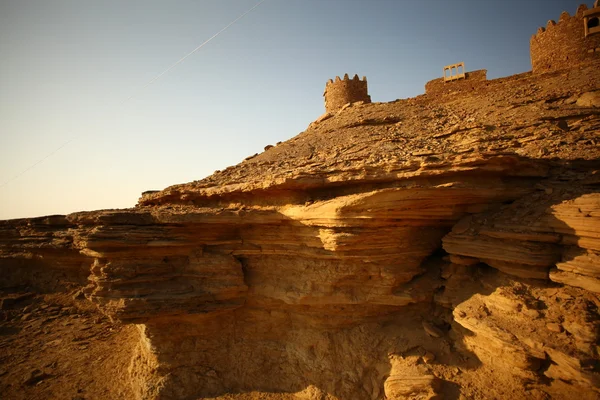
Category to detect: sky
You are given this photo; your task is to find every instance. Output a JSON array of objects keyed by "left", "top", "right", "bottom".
[{"left": 0, "top": 0, "right": 587, "bottom": 219}]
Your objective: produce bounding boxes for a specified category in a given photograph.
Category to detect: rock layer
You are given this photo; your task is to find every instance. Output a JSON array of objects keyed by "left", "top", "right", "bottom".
[{"left": 1, "top": 61, "right": 600, "bottom": 399}]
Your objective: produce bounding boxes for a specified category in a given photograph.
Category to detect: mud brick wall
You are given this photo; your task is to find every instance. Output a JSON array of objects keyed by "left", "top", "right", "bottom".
[
  {"left": 530, "top": 6, "right": 600, "bottom": 74},
  {"left": 425, "top": 70, "right": 487, "bottom": 95},
  {"left": 324, "top": 74, "right": 371, "bottom": 113}
]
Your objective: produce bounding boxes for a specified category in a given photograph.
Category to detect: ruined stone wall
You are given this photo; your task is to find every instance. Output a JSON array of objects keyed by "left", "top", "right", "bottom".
[
  {"left": 425, "top": 70, "right": 487, "bottom": 95},
  {"left": 324, "top": 74, "right": 371, "bottom": 113},
  {"left": 530, "top": 5, "right": 600, "bottom": 74}
]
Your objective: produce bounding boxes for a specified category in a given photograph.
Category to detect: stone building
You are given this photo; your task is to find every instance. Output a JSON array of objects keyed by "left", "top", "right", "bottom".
[
  {"left": 530, "top": 2, "right": 600, "bottom": 74},
  {"left": 425, "top": 65, "right": 487, "bottom": 95},
  {"left": 323, "top": 74, "right": 371, "bottom": 113}
]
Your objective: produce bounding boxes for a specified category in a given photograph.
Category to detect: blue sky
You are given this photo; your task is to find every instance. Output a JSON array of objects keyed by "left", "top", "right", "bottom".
[{"left": 0, "top": 0, "right": 586, "bottom": 219}]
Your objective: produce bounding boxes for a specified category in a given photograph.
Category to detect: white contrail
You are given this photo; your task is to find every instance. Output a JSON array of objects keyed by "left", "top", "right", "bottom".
[
  {"left": 0, "top": 0, "right": 268, "bottom": 189},
  {"left": 122, "top": 0, "right": 268, "bottom": 104}
]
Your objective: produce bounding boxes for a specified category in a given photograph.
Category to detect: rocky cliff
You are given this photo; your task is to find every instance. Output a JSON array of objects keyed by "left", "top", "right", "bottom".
[{"left": 1, "top": 61, "right": 600, "bottom": 400}]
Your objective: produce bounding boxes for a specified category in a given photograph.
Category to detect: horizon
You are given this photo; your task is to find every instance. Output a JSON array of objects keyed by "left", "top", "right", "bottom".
[{"left": 0, "top": 0, "right": 587, "bottom": 220}]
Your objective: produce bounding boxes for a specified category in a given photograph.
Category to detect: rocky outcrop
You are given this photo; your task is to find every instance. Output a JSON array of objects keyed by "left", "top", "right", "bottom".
[
  {"left": 443, "top": 187, "right": 600, "bottom": 291},
  {"left": 1, "top": 62, "right": 600, "bottom": 399}
]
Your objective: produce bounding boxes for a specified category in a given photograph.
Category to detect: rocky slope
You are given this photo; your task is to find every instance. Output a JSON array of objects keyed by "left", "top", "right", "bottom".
[{"left": 1, "top": 60, "right": 600, "bottom": 399}]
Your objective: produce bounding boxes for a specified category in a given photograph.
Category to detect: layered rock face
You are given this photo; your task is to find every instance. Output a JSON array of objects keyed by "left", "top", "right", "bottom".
[{"left": 1, "top": 61, "right": 600, "bottom": 399}]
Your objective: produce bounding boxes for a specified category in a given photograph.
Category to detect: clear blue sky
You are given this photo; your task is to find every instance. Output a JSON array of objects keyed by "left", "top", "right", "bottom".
[{"left": 0, "top": 0, "right": 585, "bottom": 219}]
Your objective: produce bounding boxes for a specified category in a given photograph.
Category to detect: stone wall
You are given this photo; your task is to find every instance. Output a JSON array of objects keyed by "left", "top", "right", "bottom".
[
  {"left": 324, "top": 74, "right": 371, "bottom": 113},
  {"left": 530, "top": 5, "right": 600, "bottom": 74},
  {"left": 425, "top": 70, "right": 487, "bottom": 95}
]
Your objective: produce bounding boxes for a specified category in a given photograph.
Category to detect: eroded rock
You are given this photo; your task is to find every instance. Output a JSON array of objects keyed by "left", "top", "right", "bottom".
[{"left": 1, "top": 56, "right": 600, "bottom": 400}]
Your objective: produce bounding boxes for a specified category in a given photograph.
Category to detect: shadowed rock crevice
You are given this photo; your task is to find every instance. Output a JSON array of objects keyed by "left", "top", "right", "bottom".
[{"left": 441, "top": 184, "right": 600, "bottom": 397}]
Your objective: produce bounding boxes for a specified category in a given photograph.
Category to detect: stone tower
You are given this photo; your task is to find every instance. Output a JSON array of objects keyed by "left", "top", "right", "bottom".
[
  {"left": 530, "top": 3, "right": 600, "bottom": 74},
  {"left": 323, "top": 74, "right": 371, "bottom": 113}
]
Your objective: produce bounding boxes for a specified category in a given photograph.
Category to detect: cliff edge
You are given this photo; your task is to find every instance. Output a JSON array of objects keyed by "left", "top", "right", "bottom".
[{"left": 1, "top": 45, "right": 600, "bottom": 400}]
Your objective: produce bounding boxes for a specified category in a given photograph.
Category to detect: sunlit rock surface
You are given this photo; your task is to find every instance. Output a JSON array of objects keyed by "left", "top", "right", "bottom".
[{"left": 1, "top": 60, "right": 600, "bottom": 400}]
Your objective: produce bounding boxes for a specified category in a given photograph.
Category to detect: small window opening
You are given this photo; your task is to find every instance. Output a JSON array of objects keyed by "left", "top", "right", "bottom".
[
  {"left": 589, "top": 17, "right": 600, "bottom": 29},
  {"left": 443, "top": 62, "right": 466, "bottom": 82}
]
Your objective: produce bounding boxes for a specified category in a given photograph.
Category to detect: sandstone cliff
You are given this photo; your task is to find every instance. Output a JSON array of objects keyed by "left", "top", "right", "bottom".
[{"left": 1, "top": 60, "right": 600, "bottom": 400}]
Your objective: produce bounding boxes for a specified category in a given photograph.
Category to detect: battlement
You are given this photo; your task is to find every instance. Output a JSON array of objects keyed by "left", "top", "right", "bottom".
[
  {"left": 325, "top": 73, "right": 367, "bottom": 86},
  {"left": 530, "top": 5, "right": 590, "bottom": 40},
  {"left": 324, "top": 74, "right": 371, "bottom": 113},
  {"left": 530, "top": 3, "right": 600, "bottom": 74}
]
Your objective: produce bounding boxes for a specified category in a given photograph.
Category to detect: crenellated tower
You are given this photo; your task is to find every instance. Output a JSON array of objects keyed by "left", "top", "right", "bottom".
[
  {"left": 530, "top": 2, "right": 600, "bottom": 74},
  {"left": 323, "top": 74, "right": 371, "bottom": 113}
]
